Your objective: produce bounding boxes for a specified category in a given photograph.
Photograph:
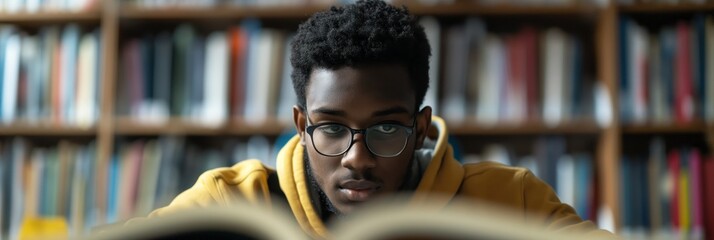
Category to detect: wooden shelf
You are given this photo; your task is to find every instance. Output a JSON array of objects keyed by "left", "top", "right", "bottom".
[
  {"left": 119, "top": 5, "right": 331, "bottom": 20},
  {"left": 118, "top": 2, "right": 604, "bottom": 21},
  {"left": 621, "top": 121, "right": 710, "bottom": 134},
  {"left": 0, "top": 123, "right": 97, "bottom": 136},
  {"left": 399, "top": 2, "right": 602, "bottom": 16},
  {"left": 446, "top": 120, "right": 602, "bottom": 135},
  {"left": 0, "top": 10, "right": 101, "bottom": 23},
  {"left": 114, "top": 118, "right": 293, "bottom": 136},
  {"left": 619, "top": 2, "right": 714, "bottom": 13}
]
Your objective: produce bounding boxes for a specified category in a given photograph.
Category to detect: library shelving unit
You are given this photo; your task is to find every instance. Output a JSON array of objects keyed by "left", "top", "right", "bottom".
[{"left": 3, "top": 0, "right": 714, "bottom": 236}]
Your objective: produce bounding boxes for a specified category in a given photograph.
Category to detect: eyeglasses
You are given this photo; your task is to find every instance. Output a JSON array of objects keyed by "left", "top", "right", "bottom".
[{"left": 305, "top": 115, "right": 415, "bottom": 158}]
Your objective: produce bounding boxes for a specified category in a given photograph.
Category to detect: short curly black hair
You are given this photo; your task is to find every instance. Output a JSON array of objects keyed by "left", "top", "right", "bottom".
[{"left": 290, "top": 0, "right": 431, "bottom": 111}]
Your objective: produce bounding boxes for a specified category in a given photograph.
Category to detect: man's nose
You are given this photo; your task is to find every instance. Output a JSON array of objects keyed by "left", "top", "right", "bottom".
[{"left": 341, "top": 133, "right": 377, "bottom": 171}]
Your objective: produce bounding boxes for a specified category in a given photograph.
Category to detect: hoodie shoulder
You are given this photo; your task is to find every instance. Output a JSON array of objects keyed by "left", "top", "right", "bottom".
[
  {"left": 458, "top": 161, "right": 530, "bottom": 207},
  {"left": 144, "top": 160, "right": 274, "bottom": 218},
  {"left": 458, "top": 162, "right": 615, "bottom": 238}
]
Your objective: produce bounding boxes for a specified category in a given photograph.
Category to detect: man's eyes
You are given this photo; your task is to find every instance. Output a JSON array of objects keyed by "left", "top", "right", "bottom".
[
  {"left": 318, "top": 125, "right": 346, "bottom": 134},
  {"left": 373, "top": 124, "right": 398, "bottom": 134}
]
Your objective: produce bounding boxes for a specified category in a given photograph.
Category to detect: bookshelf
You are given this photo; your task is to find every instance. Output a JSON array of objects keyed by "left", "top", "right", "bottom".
[
  {"left": 113, "top": 118, "right": 290, "bottom": 136},
  {"left": 1, "top": 0, "right": 713, "bottom": 239},
  {"left": 0, "top": 123, "right": 96, "bottom": 136},
  {"left": 619, "top": 2, "right": 714, "bottom": 13},
  {"left": 0, "top": 10, "right": 101, "bottom": 23},
  {"left": 446, "top": 120, "right": 602, "bottom": 135}
]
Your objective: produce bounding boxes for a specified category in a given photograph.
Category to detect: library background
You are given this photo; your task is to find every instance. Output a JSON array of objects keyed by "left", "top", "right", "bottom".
[{"left": 0, "top": 0, "right": 713, "bottom": 239}]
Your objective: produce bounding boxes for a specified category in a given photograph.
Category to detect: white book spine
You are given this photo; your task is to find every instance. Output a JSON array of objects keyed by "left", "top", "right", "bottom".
[
  {"left": 556, "top": 155, "right": 576, "bottom": 207},
  {"left": 2, "top": 33, "right": 21, "bottom": 123},
  {"left": 202, "top": 31, "right": 229, "bottom": 126},
  {"left": 630, "top": 23, "right": 648, "bottom": 123},
  {"left": 541, "top": 28, "right": 567, "bottom": 127},
  {"left": 247, "top": 30, "right": 275, "bottom": 124},
  {"left": 76, "top": 32, "right": 97, "bottom": 128},
  {"left": 476, "top": 36, "right": 502, "bottom": 125},
  {"left": 5, "top": 0, "right": 22, "bottom": 12}
]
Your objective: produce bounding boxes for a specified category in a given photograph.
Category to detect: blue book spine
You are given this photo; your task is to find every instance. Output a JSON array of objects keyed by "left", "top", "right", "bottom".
[
  {"left": 695, "top": 15, "right": 706, "bottom": 119},
  {"left": 660, "top": 28, "right": 676, "bottom": 119},
  {"left": 107, "top": 154, "right": 118, "bottom": 223},
  {"left": 142, "top": 35, "right": 154, "bottom": 101},
  {"left": 61, "top": 25, "right": 80, "bottom": 124},
  {"left": 93, "top": 30, "right": 102, "bottom": 122},
  {"left": 571, "top": 39, "right": 583, "bottom": 117},
  {"left": 618, "top": 17, "right": 631, "bottom": 124},
  {"left": 241, "top": 19, "right": 262, "bottom": 116},
  {"left": 0, "top": 28, "right": 10, "bottom": 121},
  {"left": 575, "top": 155, "right": 592, "bottom": 220}
]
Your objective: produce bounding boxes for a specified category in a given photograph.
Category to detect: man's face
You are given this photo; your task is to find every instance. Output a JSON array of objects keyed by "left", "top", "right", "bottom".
[{"left": 293, "top": 64, "right": 431, "bottom": 214}]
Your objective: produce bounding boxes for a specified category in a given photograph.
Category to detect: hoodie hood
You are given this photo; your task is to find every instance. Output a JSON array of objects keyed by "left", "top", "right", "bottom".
[{"left": 276, "top": 116, "right": 464, "bottom": 238}]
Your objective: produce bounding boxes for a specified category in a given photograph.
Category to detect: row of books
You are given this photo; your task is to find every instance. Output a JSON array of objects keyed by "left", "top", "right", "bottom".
[
  {"left": 0, "top": 139, "right": 98, "bottom": 240},
  {"left": 619, "top": 15, "right": 714, "bottom": 125},
  {"left": 0, "top": 0, "right": 96, "bottom": 13},
  {"left": 106, "top": 134, "right": 287, "bottom": 223},
  {"left": 458, "top": 137, "right": 597, "bottom": 222},
  {"left": 116, "top": 22, "right": 296, "bottom": 126},
  {"left": 0, "top": 24, "right": 102, "bottom": 127},
  {"left": 0, "top": 133, "right": 291, "bottom": 239},
  {"left": 438, "top": 18, "right": 595, "bottom": 127},
  {"left": 619, "top": 139, "right": 714, "bottom": 239}
]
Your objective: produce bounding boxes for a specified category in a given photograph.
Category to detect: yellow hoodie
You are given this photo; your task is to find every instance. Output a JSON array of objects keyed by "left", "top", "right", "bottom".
[{"left": 145, "top": 116, "right": 616, "bottom": 239}]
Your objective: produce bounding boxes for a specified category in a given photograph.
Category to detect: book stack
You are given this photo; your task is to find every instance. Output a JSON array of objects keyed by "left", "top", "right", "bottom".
[
  {"left": 105, "top": 133, "right": 290, "bottom": 224},
  {"left": 0, "top": 139, "right": 98, "bottom": 240},
  {"left": 0, "top": 24, "right": 102, "bottom": 128},
  {"left": 439, "top": 18, "right": 592, "bottom": 127},
  {"left": 116, "top": 21, "right": 296, "bottom": 126},
  {"left": 620, "top": 138, "right": 714, "bottom": 240},
  {"left": 618, "top": 15, "right": 714, "bottom": 125}
]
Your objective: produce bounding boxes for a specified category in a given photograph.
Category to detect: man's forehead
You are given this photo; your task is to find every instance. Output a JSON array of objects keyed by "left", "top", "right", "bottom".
[{"left": 306, "top": 65, "right": 416, "bottom": 106}]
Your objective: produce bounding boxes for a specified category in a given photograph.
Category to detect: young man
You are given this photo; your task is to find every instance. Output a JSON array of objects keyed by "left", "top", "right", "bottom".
[{"left": 144, "top": 0, "right": 616, "bottom": 238}]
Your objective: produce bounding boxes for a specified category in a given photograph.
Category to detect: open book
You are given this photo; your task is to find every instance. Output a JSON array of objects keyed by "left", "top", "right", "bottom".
[{"left": 85, "top": 196, "right": 597, "bottom": 240}]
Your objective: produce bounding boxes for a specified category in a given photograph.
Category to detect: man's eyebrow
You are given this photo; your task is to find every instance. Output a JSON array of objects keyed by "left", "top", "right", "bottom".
[
  {"left": 311, "top": 107, "right": 346, "bottom": 116},
  {"left": 372, "top": 106, "right": 410, "bottom": 117},
  {"left": 310, "top": 106, "right": 410, "bottom": 117}
]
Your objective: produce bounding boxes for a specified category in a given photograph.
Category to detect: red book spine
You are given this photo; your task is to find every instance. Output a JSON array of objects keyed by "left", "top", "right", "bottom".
[
  {"left": 702, "top": 157, "right": 714, "bottom": 240},
  {"left": 522, "top": 27, "right": 538, "bottom": 121},
  {"left": 669, "top": 150, "right": 681, "bottom": 231},
  {"left": 229, "top": 27, "right": 247, "bottom": 118},
  {"left": 675, "top": 22, "right": 693, "bottom": 123}
]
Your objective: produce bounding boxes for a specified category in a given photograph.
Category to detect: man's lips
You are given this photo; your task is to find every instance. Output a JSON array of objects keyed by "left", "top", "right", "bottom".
[{"left": 339, "top": 180, "right": 380, "bottom": 202}]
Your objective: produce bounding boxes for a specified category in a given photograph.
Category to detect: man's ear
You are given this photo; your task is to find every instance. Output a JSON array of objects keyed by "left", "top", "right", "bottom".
[
  {"left": 415, "top": 106, "right": 432, "bottom": 149},
  {"left": 293, "top": 105, "right": 307, "bottom": 146}
]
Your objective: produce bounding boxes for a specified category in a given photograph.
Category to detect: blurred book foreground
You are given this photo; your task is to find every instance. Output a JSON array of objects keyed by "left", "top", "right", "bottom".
[{"left": 84, "top": 197, "right": 602, "bottom": 240}]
